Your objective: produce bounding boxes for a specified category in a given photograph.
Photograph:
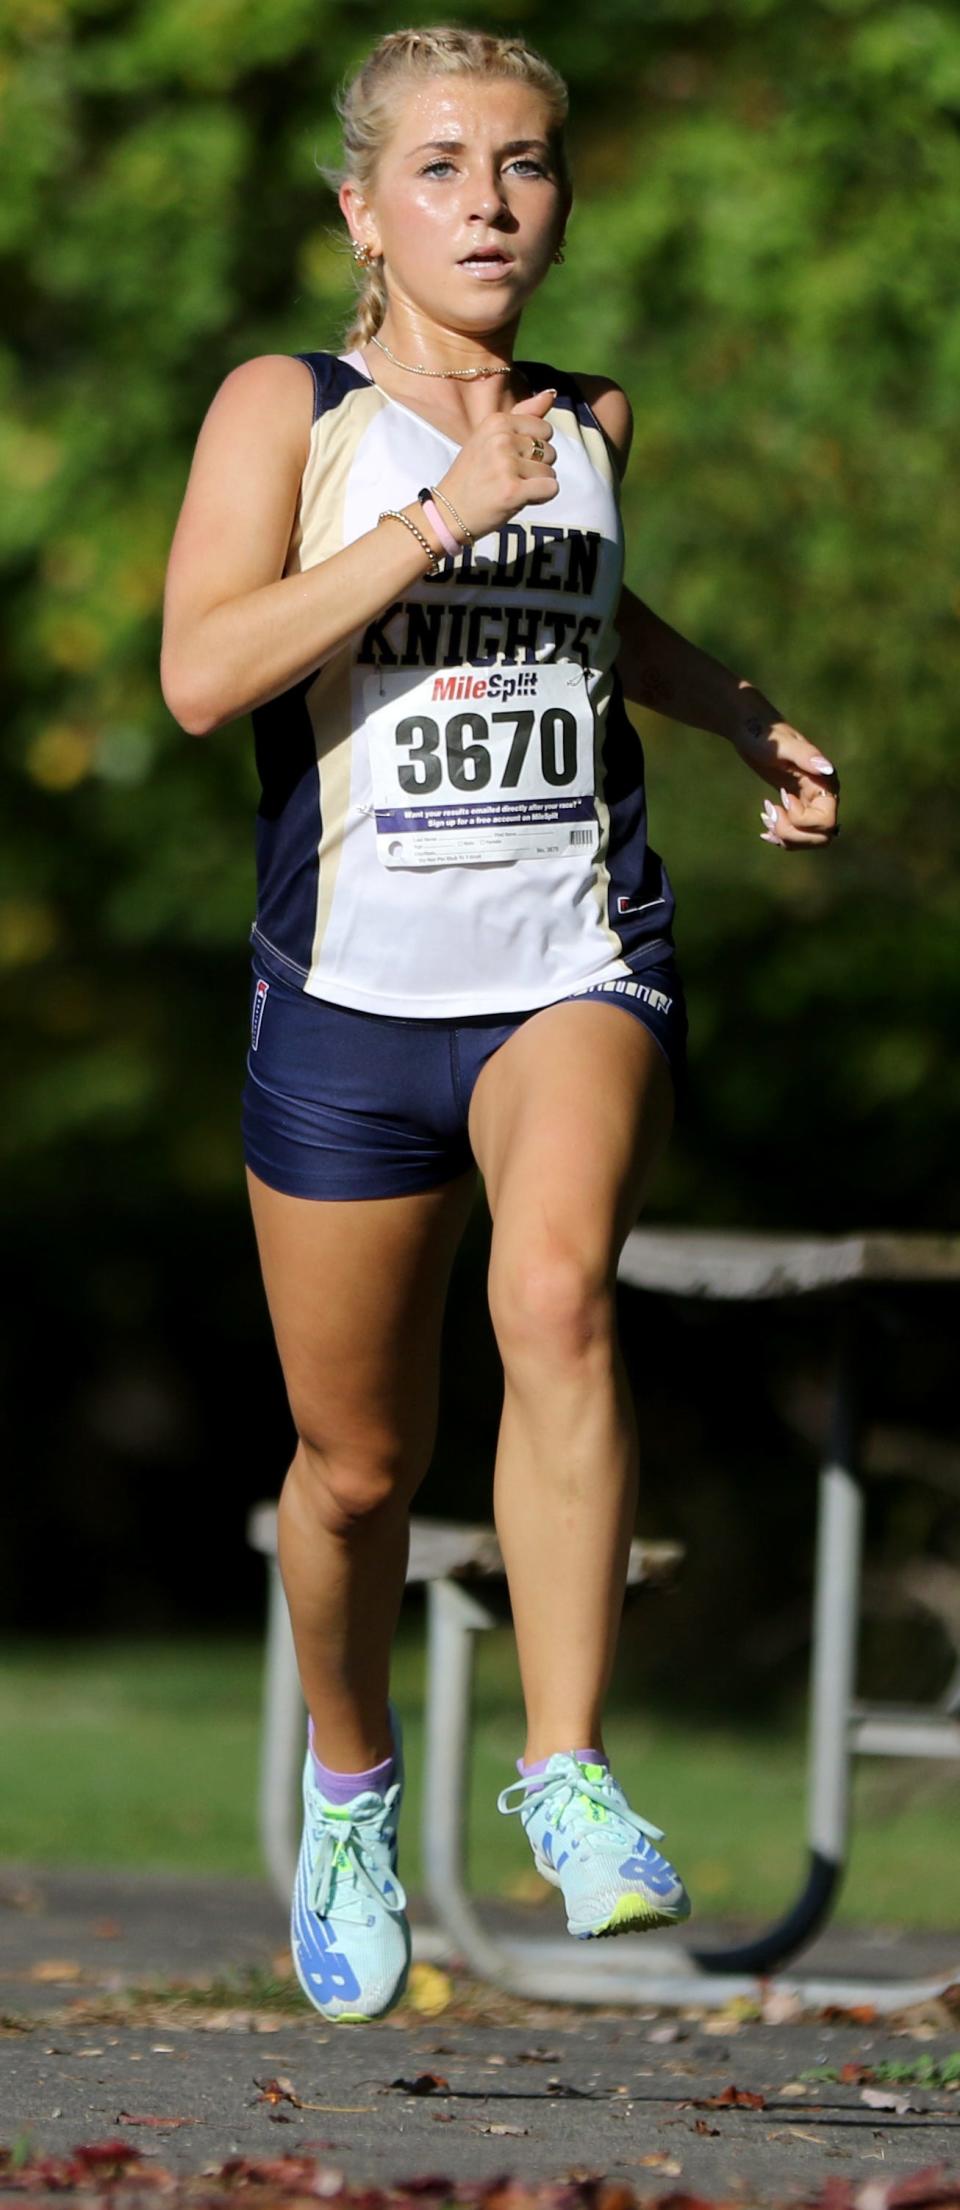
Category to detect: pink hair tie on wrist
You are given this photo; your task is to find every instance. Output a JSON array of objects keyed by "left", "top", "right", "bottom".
[{"left": 421, "top": 497, "right": 460, "bottom": 558}]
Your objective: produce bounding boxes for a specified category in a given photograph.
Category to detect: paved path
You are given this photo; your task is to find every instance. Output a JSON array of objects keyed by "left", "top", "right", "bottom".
[{"left": 2, "top": 1865, "right": 958, "bottom": 2200}]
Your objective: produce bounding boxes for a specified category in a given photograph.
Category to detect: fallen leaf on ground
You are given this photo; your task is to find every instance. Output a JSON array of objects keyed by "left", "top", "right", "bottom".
[
  {"left": 405, "top": 1963, "right": 453, "bottom": 2017},
  {"left": 477, "top": 2122, "right": 529, "bottom": 2136},
  {"left": 28, "top": 1959, "right": 84, "bottom": 1982},
  {"left": 688, "top": 2083, "right": 766, "bottom": 2110},
  {"left": 760, "top": 1987, "right": 806, "bottom": 2025},
  {"left": 253, "top": 2076, "right": 303, "bottom": 2107},
  {"left": 778, "top": 2081, "right": 810, "bottom": 2097},
  {"left": 299, "top": 2103, "right": 374, "bottom": 2114},
  {"left": 638, "top": 2150, "right": 682, "bottom": 2171},
  {"left": 114, "top": 2113, "right": 201, "bottom": 2130},
  {"left": 389, "top": 2072, "right": 450, "bottom": 2096},
  {"left": 860, "top": 2085, "right": 918, "bottom": 2114}
]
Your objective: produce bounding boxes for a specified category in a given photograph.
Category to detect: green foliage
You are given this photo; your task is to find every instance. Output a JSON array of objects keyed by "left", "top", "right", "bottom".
[
  {"left": 802, "top": 2055, "right": 960, "bottom": 2087},
  {"left": 2, "top": 0, "right": 958, "bottom": 1225}
]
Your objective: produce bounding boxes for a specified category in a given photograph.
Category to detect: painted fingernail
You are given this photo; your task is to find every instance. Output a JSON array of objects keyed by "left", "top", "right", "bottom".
[
  {"left": 811, "top": 755, "right": 834, "bottom": 773},
  {"left": 780, "top": 787, "right": 793, "bottom": 809},
  {"left": 762, "top": 799, "right": 779, "bottom": 824},
  {"left": 760, "top": 831, "right": 785, "bottom": 846}
]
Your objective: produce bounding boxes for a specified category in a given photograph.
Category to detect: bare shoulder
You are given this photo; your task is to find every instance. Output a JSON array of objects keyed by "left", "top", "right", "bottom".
[
  {"left": 568, "top": 373, "right": 634, "bottom": 481},
  {"left": 203, "top": 352, "right": 315, "bottom": 465}
]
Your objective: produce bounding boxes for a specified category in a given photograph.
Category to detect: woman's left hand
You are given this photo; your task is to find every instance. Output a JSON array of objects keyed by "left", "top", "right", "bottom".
[{"left": 730, "top": 694, "right": 840, "bottom": 850}]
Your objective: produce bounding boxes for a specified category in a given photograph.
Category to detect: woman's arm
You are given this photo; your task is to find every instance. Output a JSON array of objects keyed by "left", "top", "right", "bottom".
[
  {"left": 160, "top": 356, "right": 447, "bottom": 736},
  {"left": 615, "top": 581, "right": 771, "bottom": 737},
  {"left": 579, "top": 377, "right": 770, "bottom": 737},
  {"left": 161, "top": 359, "right": 559, "bottom": 737},
  {"left": 580, "top": 376, "right": 840, "bottom": 853},
  {"left": 614, "top": 586, "right": 839, "bottom": 851}
]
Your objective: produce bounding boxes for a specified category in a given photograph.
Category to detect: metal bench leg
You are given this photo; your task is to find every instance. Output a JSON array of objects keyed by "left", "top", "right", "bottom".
[
  {"left": 692, "top": 1307, "right": 859, "bottom": 1975},
  {"left": 421, "top": 1578, "right": 511, "bottom": 1982},
  {"left": 420, "top": 1580, "right": 738, "bottom": 2005},
  {"left": 805, "top": 1320, "right": 862, "bottom": 1907},
  {"left": 258, "top": 1555, "right": 305, "bottom": 1907}
]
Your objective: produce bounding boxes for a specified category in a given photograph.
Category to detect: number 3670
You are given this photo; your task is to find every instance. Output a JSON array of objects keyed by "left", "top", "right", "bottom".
[{"left": 395, "top": 707, "right": 578, "bottom": 795}]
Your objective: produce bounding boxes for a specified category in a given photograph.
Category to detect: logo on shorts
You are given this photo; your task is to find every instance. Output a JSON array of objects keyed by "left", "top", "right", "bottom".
[
  {"left": 574, "top": 977, "right": 673, "bottom": 1014},
  {"left": 251, "top": 977, "right": 269, "bottom": 1051}
]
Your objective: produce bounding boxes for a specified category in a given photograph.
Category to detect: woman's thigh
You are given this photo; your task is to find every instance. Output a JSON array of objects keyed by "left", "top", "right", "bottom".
[
  {"left": 246, "top": 1166, "right": 477, "bottom": 1477},
  {"left": 466, "top": 1003, "right": 674, "bottom": 1330}
]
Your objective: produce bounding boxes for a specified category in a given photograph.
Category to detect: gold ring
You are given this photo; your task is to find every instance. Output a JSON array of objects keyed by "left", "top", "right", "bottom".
[{"left": 529, "top": 436, "right": 545, "bottom": 462}]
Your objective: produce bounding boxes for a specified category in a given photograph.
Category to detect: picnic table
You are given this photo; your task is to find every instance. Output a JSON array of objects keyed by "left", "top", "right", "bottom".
[{"left": 249, "top": 1226, "right": 960, "bottom": 2011}]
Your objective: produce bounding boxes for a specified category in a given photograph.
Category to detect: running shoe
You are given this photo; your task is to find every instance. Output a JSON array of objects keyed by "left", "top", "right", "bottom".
[
  {"left": 497, "top": 1751, "right": 691, "bottom": 1938},
  {"left": 291, "top": 1704, "right": 411, "bottom": 2021}
]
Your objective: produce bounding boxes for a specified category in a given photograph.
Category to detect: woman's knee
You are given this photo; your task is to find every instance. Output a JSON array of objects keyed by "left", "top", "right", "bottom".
[
  {"left": 287, "top": 1421, "right": 423, "bottom": 1535},
  {"left": 488, "top": 1243, "right": 615, "bottom": 1378}
]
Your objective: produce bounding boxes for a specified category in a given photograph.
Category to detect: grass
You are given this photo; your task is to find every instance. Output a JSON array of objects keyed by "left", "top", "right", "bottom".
[
  {"left": 801, "top": 2056, "right": 960, "bottom": 2088},
  {"left": 0, "top": 1627, "right": 957, "bottom": 1927}
]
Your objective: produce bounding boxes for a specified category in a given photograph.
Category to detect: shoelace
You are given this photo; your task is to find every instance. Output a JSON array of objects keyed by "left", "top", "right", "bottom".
[
  {"left": 307, "top": 1786, "right": 408, "bottom": 1924},
  {"left": 497, "top": 1755, "right": 666, "bottom": 1847}
]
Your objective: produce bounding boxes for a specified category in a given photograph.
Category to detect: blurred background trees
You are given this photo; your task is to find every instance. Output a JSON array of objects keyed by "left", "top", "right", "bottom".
[{"left": 2, "top": 0, "right": 958, "bottom": 1662}]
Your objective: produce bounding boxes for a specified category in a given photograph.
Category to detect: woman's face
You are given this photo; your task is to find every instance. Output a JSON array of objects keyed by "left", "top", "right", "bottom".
[{"left": 342, "top": 75, "right": 570, "bottom": 333}]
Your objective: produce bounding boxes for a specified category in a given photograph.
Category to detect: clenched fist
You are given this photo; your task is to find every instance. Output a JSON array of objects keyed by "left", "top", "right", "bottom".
[{"left": 432, "top": 386, "right": 559, "bottom": 543}]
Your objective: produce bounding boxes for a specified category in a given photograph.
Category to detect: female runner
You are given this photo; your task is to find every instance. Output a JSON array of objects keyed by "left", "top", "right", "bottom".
[{"left": 161, "top": 25, "right": 840, "bottom": 2023}]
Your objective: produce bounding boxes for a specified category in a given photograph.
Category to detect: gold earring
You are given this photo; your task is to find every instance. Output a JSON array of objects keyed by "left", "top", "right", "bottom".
[{"left": 553, "top": 241, "right": 566, "bottom": 264}]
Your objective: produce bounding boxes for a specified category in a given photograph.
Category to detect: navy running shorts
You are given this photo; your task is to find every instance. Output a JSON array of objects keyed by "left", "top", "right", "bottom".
[{"left": 241, "top": 946, "right": 688, "bottom": 1202}]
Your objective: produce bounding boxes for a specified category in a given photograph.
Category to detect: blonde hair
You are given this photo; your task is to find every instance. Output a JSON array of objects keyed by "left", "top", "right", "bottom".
[{"left": 318, "top": 25, "right": 572, "bottom": 349}]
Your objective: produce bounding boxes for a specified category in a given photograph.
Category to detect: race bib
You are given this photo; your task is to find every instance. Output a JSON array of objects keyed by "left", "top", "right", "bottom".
[{"left": 359, "top": 664, "right": 600, "bottom": 868}]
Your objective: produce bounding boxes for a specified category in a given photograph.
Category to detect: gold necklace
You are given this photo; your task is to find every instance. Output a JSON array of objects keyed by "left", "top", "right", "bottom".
[{"left": 370, "top": 332, "right": 513, "bottom": 381}]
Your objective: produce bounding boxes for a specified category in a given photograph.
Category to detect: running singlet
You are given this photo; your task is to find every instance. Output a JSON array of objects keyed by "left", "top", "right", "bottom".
[{"left": 249, "top": 348, "right": 676, "bottom": 1017}]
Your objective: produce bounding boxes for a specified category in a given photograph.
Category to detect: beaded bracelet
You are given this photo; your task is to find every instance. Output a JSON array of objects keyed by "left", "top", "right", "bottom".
[
  {"left": 418, "top": 483, "right": 475, "bottom": 547},
  {"left": 378, "top": 507, "right": 443, "bottom": 576}
]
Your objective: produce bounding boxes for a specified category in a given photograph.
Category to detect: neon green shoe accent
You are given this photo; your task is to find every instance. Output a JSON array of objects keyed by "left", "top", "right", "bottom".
[
  {"left": 610, "top": 1891, "right": 663, "bottom": 1927},
  {"left": 578, "top": 1763, "right": 610, "bottom": 1821}
]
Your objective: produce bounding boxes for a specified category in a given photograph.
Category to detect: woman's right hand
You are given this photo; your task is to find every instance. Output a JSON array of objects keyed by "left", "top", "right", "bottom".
[{"left": 432, "top": 387, "right": 559, "bottom": 543}]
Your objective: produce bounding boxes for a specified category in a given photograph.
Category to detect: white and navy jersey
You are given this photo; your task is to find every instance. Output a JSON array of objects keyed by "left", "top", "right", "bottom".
[{"left": 249, "top": 347, "right": 676, "bottom": 1017}]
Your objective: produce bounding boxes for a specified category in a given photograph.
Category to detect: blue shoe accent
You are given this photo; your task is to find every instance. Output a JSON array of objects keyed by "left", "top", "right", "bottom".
[
  {"left": 497, "top": 1752, "right": 692, "bottom": 1938},
  {"left": 291, "top": 1703, "right": 411, "bottom": 2020}
]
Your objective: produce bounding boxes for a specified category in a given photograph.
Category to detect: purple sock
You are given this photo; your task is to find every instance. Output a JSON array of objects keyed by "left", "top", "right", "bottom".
[
  {"left": 308, "top": 1716, "right": 394, "bottom": 1803},
  {"left": 517, "top": 1747, "right": 608, "bottom": 1794}
]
